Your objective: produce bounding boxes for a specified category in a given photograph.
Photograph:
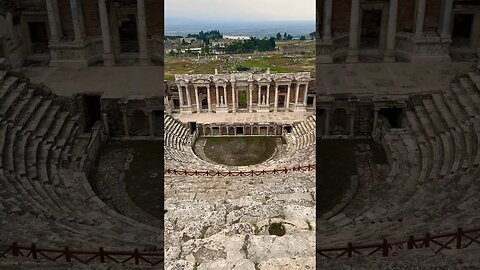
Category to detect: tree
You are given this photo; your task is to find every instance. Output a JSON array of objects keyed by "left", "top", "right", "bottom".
[
  {"left": 300, "top": 36, "right": 306, "bottom": 40},
  {"left": 276, "top": 32, "right": 282, "bottom": 40},
  {"left": 284, "top": 32, "right": 287, "bottom": 39}
]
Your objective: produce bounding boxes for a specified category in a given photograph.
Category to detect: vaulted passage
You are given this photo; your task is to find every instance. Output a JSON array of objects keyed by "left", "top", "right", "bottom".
[{"left": 28, "top": 21, "right": 49, "bottom": 55}]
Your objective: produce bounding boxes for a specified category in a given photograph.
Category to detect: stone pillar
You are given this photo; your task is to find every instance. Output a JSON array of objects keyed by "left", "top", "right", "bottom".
[
  {"left": 178, "top": 86, "right": 184, "bottom": 106},
  {"left": 186, "top": 86, "right": 192, "bottom": 108},
  {"left": 122, "top": 111, "right": 129, "bottom": 137},
  {"left": 231, "top": 83, "right": 236, "bottom": 112},
  {"left": 267, "top": 85, "right": 270, "bottom": 107},
  {"left": 258, "top": 85, "right": 262, "bottom": 106},
  {"left": 274, "top": 84, "right": 279, "bottom": 112},
  {"left": 384, "top": 0, "right": 399, "bottom": 62},
  {"left": 45, "top": 0, "right": 62, "bottom": 42},
  {"left": 206, "top": 85, "right": 211, "bottom": 112},
  {"left": 303, "top": 84, "right": 309, "bottom": 105},
  {"left": 286, "top": 84, "right": 291, "bottom": 111},
  {"left": 350, "top": 110, "right": 355, "bottom": 136},
  {"left": 347, "top": 0, "right": 361, "bottom": 63},
  {"left": 295, "top": 84, "right": 300, "bottom": 105},
  {"left": 414, "top": 0, "right": 427, "bottom": 38},
  {"left": 98, "top": 0, "right": 115, "bottom": 66},
  {"left": 223, "top": 86, "right": 227, "bottom": 106},
  {"left": 215, "top": 85, "right": 219, "bottom": 106},
  {"left": 194, "top": 86, "right": 200, "bottom": 113},
  {"left": 439, "top": 0, "right": 454, "bottom": 39},
  {"left": 324, "top": 109, "right": 330, "bottom": 136},
  {"left": 148, "top": 111, "right": 154, "bottom": 137},
  {"left": 137, "top": 0, "right": 149, "bottom": 65},
  {"left": 249, "top": 83, "right": 253, "bottom": 112},
  {"left": 70, "top": 0, "right": 85, "bottom": 41},
  {"left": 323, "top": 0, "right": 333, "bottom": 41}
]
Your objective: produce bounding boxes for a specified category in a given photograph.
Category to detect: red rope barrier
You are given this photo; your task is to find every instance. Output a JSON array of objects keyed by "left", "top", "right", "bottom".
[{"left": 164, "top": 164, "right": 316, "bottom": 176}]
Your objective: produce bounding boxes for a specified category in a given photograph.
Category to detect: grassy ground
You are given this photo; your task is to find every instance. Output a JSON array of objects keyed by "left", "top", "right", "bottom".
[
  {"left": 317, "top": 139, "right": 387, "bottom": 215},
  {"left": 164, "top": 40, "right": 315, "bottom": 81},
  {"left": 98, "top": 141, "right": 164, "bottom": 219},
  {"left": 203, "top": 136, "right": 277, "bottom": 166}
]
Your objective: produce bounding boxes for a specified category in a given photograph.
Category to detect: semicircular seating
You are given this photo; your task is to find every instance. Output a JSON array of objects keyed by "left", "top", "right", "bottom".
[
  {"left": 164, "top": 113, "right": 316, "bottom": 172},
  {"left": 318, "top": 68, "right": 480, "bottom": 259},
  {"left": 0, "top": 72, "right": 163, "bottom": 256}
]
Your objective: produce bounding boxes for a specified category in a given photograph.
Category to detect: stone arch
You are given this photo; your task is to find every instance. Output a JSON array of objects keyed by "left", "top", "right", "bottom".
[{"left": 130, "top": 109, "right": 149, "bottom": 136}]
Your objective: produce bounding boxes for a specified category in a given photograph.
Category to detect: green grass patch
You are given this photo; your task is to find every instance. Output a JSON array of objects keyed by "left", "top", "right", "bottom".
[
  {"left": 317, "top": 139, "right": 387, "bottom": 215},
  {"left": 203, "top": 136, "right": 277, "bottom": 166},
  {"left": 99, "top": 141, "right": 164, "bottom": 219},
  {"left": 317, "top": 139, "right": 358, "bottom": 215}
]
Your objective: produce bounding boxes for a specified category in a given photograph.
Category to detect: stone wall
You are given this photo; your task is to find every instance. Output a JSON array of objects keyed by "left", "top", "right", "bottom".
[{"left": 101, "top": 98, "right": 124, "bottom": 136}]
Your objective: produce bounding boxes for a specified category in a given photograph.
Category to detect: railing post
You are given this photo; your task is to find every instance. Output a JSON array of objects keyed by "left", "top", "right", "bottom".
[
  {"left": 134, "top": 248, "right": 139, "bottom": 265},
  {"left": 456, "top": 228, "right": 463, "bottom": 249},
  {"left": 65, "top": 247, "right": 71, "bottom": 262},
  {"left": 407, "top": 235, "right": 414, "bottom": 249},
  {"left": 382, "top": 238, "right": 389, "bottom": 257},
  {"left": 99, "top": 247, "right": 105, "bottom": 263},
  {"left": 31, "top": 243, "right": 37, "bottom": 259},
  {"left": 12, "top": 242, "right": 19, "bottom": 256},
  {"left": 347, "top": 242, "right": 353, "bottom": 257}
]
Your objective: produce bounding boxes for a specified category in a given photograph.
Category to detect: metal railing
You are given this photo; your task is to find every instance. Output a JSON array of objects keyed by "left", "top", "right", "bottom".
[
  {"left": 165, "top": 164, "right": 316, "bottom": 176},
  {"left": 0, "top": 243, "right": 163, "bottom": 266},
  {"left": 318, "top": 227, "right": 480, "bottom": 259}
]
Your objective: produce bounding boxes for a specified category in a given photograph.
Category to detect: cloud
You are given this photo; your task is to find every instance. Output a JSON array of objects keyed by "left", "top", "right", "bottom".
[{"left": 165, "top": 0, "right": 315, "bottom": 22}]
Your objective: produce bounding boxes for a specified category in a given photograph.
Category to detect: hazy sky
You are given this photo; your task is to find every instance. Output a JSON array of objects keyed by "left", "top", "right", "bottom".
[{"left": 165, "top": 0, "right": 315, "bottom": 22}]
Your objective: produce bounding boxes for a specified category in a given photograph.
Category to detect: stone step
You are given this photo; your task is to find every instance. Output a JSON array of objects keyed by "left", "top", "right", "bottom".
[{"left": 0, "top": 82, "right": 27, "bottom": 117}]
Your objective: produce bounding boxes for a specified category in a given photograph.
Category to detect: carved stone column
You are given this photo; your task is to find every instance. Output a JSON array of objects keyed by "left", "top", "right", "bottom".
[
  {"left": 231, "top": 82, "right": 236, "bottom": 112},
  {"left": 137, "top": 0, "right": 149, "bottom": 65},
  {"left": 274, "top": 84, "right": 279, "bottom": 112},
  {"left": 414, "top": 0, "right": 427, "bottom": 38},
  {"left": 45, "top": 0, "right": 62, "bottom": 42},
  {"left": 323, "top": 0, "right": 333, "bottom": 41},
  {"left": 186, "top": 85, "right": 192, "bottom": 109},
  {"left": 249, "top": 83, "right": 253, "bottom": 112},
  {"left": 303, "top": 84, "right": 309, "bottom": 105},
  {"left": 223, "top": 86, "right": 227, "bottom": 106},
  {"left": 384, "top": 0, "right": 398, "bottom": 62},
  {"left": 258, "top": 85, "right": 262, "bottom": 106},
  {"left": 295, "top": 84, "right": 300, "bottom": 105},
  {"left": 347, "top": 0, "right": 361, "bottom": 63},
  {"left": 98, "top": 0, "right": 115, "bottom": 66},
  {"left": 439, "top": 0, "right": 454, "bottom": 39},
  {"left": 178, "top": 85, "right": 184, "bottom": 106},
  {"left": 267, "top": 85, "right": 270, "bottom": 107},
  {"left": 206, "top": 85, "right": 211, "bottom": 112},
  {"left": 194, "top": 85, "right": 200, "bottom": 113},
  {"left": 70, "top": 0, "right": 85, "bottom": 41},
  {"left": 215, "top": 85, "right": 219, "bottom": 107},
  {"left": 286, "top": 84, "right": 291, "bottom": 111}
]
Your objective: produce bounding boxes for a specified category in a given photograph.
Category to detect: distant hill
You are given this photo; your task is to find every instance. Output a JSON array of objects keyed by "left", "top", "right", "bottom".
[{"left": 165, "top": 17, "right": 315, "bottom": 38}]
